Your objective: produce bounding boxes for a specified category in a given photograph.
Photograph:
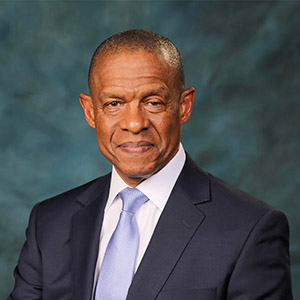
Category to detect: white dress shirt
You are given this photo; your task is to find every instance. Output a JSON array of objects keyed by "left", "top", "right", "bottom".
[{"left": 92, "top": 143, "right": 186, "bottom": 297}]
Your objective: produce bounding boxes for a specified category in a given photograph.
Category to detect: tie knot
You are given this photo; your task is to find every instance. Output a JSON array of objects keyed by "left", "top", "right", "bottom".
[{"left": 118, "top": 187, "right": 148, "bottom": 214}]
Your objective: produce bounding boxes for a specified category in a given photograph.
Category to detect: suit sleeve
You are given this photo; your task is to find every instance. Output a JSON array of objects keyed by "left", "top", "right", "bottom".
[
  {"left": 227, "top": 209, "right": 293, "bottom": 300},
  {"left": 7, "top": 203, "right": 43, "bottom": 300}
]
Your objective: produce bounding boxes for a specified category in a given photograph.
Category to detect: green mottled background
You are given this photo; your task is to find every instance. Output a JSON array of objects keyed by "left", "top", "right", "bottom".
[{"left": 1, "top": 1, "right": 299, "bottom": 298}]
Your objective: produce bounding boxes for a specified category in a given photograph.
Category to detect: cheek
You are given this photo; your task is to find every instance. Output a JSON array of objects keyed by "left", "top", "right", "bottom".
[
  {"left": 154, "top": 116, "right": 181, "bottom": 144},
  {"left": 94, "top": 117, "right": 116, "bottom": 145},
  {"left": 159, "top": 112, "right": 181, "bottom": 132}
]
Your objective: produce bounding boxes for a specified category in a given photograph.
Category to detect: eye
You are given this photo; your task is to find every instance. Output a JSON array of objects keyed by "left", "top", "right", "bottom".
[
  {"left": 148, "top": 101, "right": 161, "bottom": 106},
  {"left": 144, "top": 99, "right": 165, "bottom": 112},
  {"left": 103, "top": 100, "right": 124, "bottom": 113},
  {"left": 107, "top": 101, "right": 120, "bottom": 107}
]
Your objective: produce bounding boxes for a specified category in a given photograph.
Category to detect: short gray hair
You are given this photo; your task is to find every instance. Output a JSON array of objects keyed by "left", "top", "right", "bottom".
[{"left": 88, "top": 29, "right": 185, "bottom": 92}]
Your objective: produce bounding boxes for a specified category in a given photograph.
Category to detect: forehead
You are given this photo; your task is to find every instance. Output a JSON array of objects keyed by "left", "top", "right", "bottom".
[{"left": 90, "top": 51, "right": 174, "bottom": 94}]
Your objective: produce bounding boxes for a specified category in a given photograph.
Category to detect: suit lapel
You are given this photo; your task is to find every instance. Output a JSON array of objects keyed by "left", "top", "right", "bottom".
[
  {"left": 71, "top": 174, "right": 111, "bottom": 300},
  {"left": 127, "top": 156, "right": 211, "bottom": 300}
]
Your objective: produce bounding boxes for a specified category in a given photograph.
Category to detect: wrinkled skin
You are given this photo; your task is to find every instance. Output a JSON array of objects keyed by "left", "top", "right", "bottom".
[{"left": 80, "top": 50, "right": 195, "bottom": 186}]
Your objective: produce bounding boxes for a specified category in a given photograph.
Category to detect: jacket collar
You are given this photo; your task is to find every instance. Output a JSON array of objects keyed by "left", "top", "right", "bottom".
[
  {"left": 127, "top": 154, "right": 211, "bottom": 300},
  {"left": 71, "top": 173, "right": 111, "bottom": 300},
  {"left": 70, "top": 154, "right": 211, "bottom": 300}
]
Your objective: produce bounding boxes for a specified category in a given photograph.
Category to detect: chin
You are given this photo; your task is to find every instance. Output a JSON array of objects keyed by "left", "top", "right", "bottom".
[
  {"left": 126, "top": 169, "right": 155, "bottom": 179},
  {"left": 121, "top": 164, "right": 159, "bottom": 180}
]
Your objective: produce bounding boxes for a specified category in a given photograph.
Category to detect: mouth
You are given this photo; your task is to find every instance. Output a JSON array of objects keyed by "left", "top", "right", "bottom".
[{"left": 118, "top": 141, "right": 154, "bottom": 153}]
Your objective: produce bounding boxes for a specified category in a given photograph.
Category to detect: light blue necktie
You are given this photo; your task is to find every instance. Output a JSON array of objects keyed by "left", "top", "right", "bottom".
[{"left": 95, "top": 187, "right": 148, "bottom": 300}]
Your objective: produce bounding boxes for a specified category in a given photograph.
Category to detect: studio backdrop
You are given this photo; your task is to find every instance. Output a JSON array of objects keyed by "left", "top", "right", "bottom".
[{"left": 0, "top": 1, "right": 299, "bottom": 298}]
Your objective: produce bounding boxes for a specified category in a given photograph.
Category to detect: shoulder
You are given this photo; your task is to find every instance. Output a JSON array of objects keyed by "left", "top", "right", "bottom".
[
  {"left": 181, "top": 156, "right": 290, "bottom": 270},
  {"left": 33, "top": 173, "right": 111, "bottom": 218},
  {"left": 182, "top": 154, "right": 285, "bottom": 226},
  {"left": 209, "top": 171, "right": 272, "bottom": 216},
  {"left": 208, "top": 171, "right": 290, "bottom": 231}
]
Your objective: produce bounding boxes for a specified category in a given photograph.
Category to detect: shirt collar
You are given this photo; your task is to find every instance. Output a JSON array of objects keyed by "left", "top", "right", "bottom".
[{"left": 106, "top": 143, "right": 186, "bottom": 212}]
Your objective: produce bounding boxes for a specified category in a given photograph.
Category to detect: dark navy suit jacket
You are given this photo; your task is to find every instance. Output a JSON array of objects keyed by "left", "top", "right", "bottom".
[{"left": 8, "top": 155, "right": 293, "bottom": 300}]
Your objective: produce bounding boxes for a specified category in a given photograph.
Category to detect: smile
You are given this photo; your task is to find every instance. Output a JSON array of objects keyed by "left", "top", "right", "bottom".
[{"left": 118, "top": 141, "right": 154, "bottom": 153}]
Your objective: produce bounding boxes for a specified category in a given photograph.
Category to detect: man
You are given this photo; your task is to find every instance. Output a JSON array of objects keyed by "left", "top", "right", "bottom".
[{"left": 8, "top": 29, "right": 293, "bottom": 300}]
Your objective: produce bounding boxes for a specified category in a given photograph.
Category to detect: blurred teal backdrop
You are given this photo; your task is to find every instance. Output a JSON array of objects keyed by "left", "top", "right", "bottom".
[{"left": 1, "top": 1, "right": 299, "bottom": 298}]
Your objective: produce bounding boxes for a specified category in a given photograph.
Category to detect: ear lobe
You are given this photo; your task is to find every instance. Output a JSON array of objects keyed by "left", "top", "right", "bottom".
[
  {"left": 79, "top": 93, "right": 96, "bottom": 128},
  {"left": 179, "top": 87, "right": 195, "bottom": 125}
]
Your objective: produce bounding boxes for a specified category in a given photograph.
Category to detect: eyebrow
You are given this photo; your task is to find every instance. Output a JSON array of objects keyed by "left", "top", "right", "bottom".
[
  {"left": 100, "top": 86, "right": 168, "bottom": 99},
  {"left": 100, "top": 92, "right": 123, "bottom": 99},
  {"left": 141, "top": 87, "right": 169, "bottom": 99}
]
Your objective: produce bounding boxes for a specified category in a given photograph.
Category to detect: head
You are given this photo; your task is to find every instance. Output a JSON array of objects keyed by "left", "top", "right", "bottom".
[
  {"left": 88, "top": 29, "right": 185, "bottom": 94},
  {"left": 80, "top": 29, "right": 195, "bottom": 187}
]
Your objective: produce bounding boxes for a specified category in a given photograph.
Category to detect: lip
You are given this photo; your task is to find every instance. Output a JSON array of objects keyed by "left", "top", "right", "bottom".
[{"left": 118, "top": 141, "right": 154, "bottom": 153}]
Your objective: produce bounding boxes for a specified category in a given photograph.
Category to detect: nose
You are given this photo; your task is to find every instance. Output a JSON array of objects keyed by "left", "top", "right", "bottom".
[{"left": 120, "top": 103, "right": 149, "bottom": 134}]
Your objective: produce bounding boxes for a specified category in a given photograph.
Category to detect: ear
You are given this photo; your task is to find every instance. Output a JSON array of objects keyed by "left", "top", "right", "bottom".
[
  {"left": 79, "top": 93, "right": 96, "bottom": 128},
  {"left": 179, "top": 87, "right": 195, "bottom": 125}
]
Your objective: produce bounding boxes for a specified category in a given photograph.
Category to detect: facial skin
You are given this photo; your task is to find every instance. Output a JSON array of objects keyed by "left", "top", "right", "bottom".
[{"left": 80, "top": 50, "right": 195, "bottom": 187}]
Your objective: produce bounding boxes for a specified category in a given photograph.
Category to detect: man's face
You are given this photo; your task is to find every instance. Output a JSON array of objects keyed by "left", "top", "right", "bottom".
[{"left": 80, "top": 50, "right": 195, "bottom": 186}]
